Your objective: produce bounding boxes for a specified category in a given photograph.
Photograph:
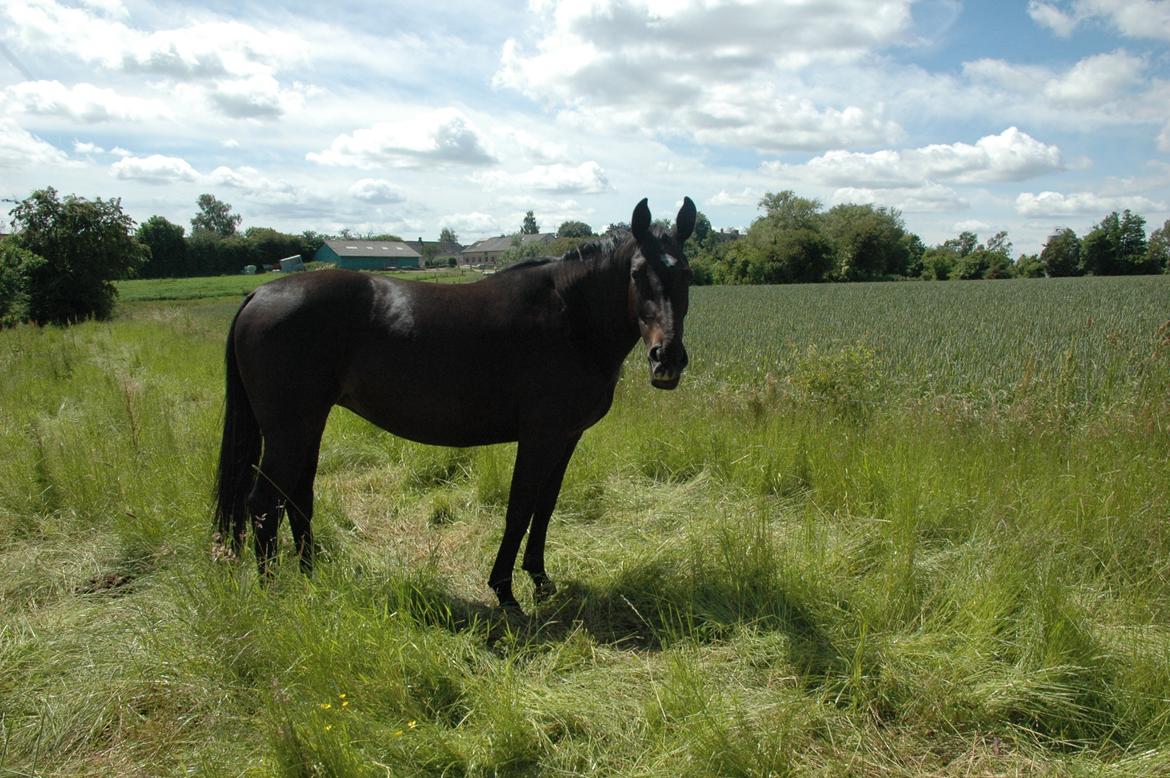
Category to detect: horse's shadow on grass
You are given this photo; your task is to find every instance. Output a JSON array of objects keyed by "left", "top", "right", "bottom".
[{"left": 398, "top": 560, "right": 841, "bottom": 678}]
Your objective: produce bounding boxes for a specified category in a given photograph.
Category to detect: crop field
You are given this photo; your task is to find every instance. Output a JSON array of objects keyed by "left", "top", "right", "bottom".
[{"left": 1, "top": 274, "right": 1168, "bottom": 775}]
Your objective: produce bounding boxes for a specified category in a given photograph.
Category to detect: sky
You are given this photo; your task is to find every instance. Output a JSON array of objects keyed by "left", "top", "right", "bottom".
[{"left": 1, "top": 0, "right": 1169, "bottom": 255}]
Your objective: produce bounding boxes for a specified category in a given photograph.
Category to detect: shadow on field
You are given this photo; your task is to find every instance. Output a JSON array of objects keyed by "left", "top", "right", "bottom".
[{"left": 397, "top": 561, "right": 841, "bottom": 677}]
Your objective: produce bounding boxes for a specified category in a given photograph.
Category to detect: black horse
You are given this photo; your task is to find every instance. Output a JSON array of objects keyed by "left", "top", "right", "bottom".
[{"left": 214, "top": 197, "right": 696, "bottom": 611}]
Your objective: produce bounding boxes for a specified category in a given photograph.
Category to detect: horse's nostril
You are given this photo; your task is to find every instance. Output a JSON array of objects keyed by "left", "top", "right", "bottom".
[{"left": 649, "top": 345, "right": 662, "bottom": 363}]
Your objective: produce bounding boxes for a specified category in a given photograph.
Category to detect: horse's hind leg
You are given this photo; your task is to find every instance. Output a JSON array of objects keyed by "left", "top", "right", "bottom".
[
  {"left": 248, "top": 435, "right": 313, "bottom": 578},
  {"left": 287, "top": 439, "right": 323, "bottom": 574}
]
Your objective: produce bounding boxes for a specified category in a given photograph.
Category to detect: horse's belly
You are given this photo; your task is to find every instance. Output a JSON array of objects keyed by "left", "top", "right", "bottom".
[{"left": 337, "top": 390, "right": 517, "bottom": 447}]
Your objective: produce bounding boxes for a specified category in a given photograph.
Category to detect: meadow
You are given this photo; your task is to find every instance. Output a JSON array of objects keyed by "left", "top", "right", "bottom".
[{"left": 1, "top": 274, "right": 1168, "bottom": 776}]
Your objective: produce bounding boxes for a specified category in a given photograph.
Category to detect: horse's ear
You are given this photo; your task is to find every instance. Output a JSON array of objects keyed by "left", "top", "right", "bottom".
[
  {"left": 631, "top": 198, "right": 651, "bottom": 243},
  {"left": 675, "top": 197, "right": 696, "bottom": 244}
]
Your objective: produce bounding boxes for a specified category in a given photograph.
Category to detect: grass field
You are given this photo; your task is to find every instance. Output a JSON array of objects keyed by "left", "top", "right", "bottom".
[{"left": 1, "top": 274, "right": 1168, "bottom": 775}]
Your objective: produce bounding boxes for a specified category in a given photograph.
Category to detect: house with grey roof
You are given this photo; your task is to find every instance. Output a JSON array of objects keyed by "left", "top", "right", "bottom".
[
  {"left": 404, "top": 238, "right": 464, "bottom": 266},
  {"left": 314, "top": 239, "right": 421, "bottom": 270},
  {"left": 460, "top": 233, "right": 555, "bottom": 266}
]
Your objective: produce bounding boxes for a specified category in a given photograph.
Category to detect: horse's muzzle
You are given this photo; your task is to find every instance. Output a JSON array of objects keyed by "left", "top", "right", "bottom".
[{"left": 648, "top": 343, "right": 687, "bottom": 390}]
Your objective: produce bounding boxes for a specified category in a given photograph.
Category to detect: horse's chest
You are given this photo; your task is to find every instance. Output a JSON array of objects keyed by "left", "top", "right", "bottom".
[{"left": 540, "top": 377, "right": 617, "bottom": 434}]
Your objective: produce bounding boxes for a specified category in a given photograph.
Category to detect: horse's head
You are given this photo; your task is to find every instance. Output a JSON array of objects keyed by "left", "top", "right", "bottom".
[{"left": 629, "top": 196, "right": 696, "bottom": 390}]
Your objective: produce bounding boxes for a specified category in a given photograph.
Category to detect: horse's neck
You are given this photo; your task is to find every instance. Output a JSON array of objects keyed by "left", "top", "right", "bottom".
[{"left": 559, "top": 254, "right": 639, "bottom": 366}]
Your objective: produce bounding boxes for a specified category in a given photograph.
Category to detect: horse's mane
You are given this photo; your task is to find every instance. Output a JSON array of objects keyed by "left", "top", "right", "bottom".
[
  {"left": 560, "top": 237, "right": 618, "bottom": 263},
  {"left": 497, "top": 257, "right": 556, "bottom": 273},
  {"left": 494, "top": 236, "right": 625, "bottom": 276}
]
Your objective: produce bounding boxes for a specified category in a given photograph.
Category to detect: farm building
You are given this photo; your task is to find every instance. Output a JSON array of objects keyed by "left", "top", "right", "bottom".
[
  {"left": 404, "top": 238, "right": 464, "bottom": 266},
  {"left": 460, "top": 233, "right": 555, "bottom": 266},
  {"left": 315, "top": 240, "right": 421, "bottom": 270}
]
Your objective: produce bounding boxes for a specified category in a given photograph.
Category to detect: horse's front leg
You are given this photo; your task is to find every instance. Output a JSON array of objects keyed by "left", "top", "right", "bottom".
[
  {"left": 522, "top": 435, "right": 580, "bottom": 605},
  {"left": 488, "top": 437, "right": 566, "bottom": 611}
]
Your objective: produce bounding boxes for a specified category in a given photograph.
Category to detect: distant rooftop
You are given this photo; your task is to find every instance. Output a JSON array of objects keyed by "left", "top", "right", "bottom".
[{"left": 322, "top": 239, "right": 421, "bottom": 258}]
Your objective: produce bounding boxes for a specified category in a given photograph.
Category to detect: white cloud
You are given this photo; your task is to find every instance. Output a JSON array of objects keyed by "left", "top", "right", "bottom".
[
  {"left": 1089, "top": 0, "right": 1170, "bottom": 41},
  {"left": 204, "top": 166, "right": 308, "bottom": 207},
  {"left": 0, "top": 118, "right": 71, "bottom": 168},
  {"left": 348, "top": 178, "right": 406, "bottom": 204},
  {"left": 1, "top": 1, "right": 308, "bottom": 121},
  {"left": 1042, "top": 50, "right": 1145, "bottom": 106},
  {"left": 111, "top": 153, "right": 199, "bottom": 183},
  {"left": 307, "top": 109, "right": 497, "bottom": 169},
  {"left": 78, "top": 0, "right": 127, "bottom": 18},
  {"left": 1028, "top": 2, "right": 1077, "bottom": 36},
  {"left": 495, "top": 0, "right": 911, "bottom": 152},
  {"left": 1016, "top": 190, "right": 1168, "bottom": 216},
  {"left": 767, "top": 128, "right": 1064, "bottom": 187},
  {"left": 442, "top": 211, "right": 502, "bottom": 236},
  {"left": 832, "top": 183, "right": 968, "bottom": 213},
  {"left": 1025, "top": 0, "right": 1170, "bottom": 43},
  {"left": 206, "top": 75, "right": 308, "bottom": 120},
  {"left": 474, "top": 161, "right": 610, "bottom": 194},
  {"left": 709, "top": 188, "right": 759, "bottom": 207},
  {"left": 964, "top": 50, "right": 1146, "bottom": 110},
  {"left": 2, "top": 80, "right": 166, "bottom": 122},
  {"left": 4, "top": 2, "right": 298, "bottom": 77}
]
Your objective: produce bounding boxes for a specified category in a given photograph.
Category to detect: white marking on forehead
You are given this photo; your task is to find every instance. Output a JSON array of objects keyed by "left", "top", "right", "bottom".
[{"left": 661, "top": 253, "right": 678, "bottom": 268}]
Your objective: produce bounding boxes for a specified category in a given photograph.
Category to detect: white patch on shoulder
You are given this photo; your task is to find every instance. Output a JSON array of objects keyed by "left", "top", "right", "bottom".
[{"left": 373, "top": 280, "right": 415, "bottom": 334}]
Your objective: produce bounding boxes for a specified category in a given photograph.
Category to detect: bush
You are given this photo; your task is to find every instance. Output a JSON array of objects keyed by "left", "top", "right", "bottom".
[
  {"left": 6, "top": 188, "right": 147, "bottom": 324},
  {"left": 0, "top": 240, "right": 45, "bottom": 326}
]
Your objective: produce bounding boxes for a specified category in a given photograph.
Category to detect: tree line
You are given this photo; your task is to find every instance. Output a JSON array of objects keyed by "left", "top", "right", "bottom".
[
  {"left": 685, "top": 191, "right": 1170, "bottom": 285},
  {"left": 135, "top": 193, "right": 328, "bottom": 279},
  {"left": 4, "top": 186, "right": 1169, "bottom": 327}
]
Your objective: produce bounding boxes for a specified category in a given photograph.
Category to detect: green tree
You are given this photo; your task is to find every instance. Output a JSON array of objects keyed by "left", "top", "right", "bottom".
[
  {"left": 1147, "top": 219, "right": 1170, "bottom": 274},
  {"left": 1041, "top": 228, "right": 1082, "bottom": 277},
  {"left": 7, "top": 188, "right": 147, "bottom": 323},
  {"left": 920, "top": 247, "right": 956, "bottom": 280},
  {"left": 521, "top": 210, "right": 540, "bottom": 235},
  {"left": 983, "top": 231, "right": 1015, "bottom": 279},
  {"left": 714, "top": 191, "right": 833, "bottom": 284},
  {"left": 556, "top": 220, "right": 593, "bottom": 239},
  {"left": 244, "top": 227, "right": 306, "bottom": 265},
  {"left": 0, "top": 238, "right": 45, "bottom": 326},
  {"left": 1118, "top": 210, "right": 1148, "bottom": 271},
  {"left": 603, "top": 221, "right": 629, "bottom": 239},
  {"left": 439, "top": 227, "right": 459, "bottom": 244},
  {"left": 191, "top": 193, "right": 242, "bottom": 238},
  {"left": 820, "top": 203, "right": 914, "bottom": 279},
  {"left": 950, "top": 231, "right": 1013, "bottom": 280},
  {"left": 300, "top": 230, "right": 328, "bottom": 261},
  {"left": 723, "top": 221, "right": 833, "bottom": 284},
  {"left": 758, "top": 190, "right": 821, "bottom": 229},
  {"left": 136, "top": 215, "right": 187, "bottom": 278},
  {"left": 692, "top": 211, "right": 713, "bottom": 246},
  {"left": 1083, "top": 210, "right": 1148, "bottom": 275},
  {"left": 1014, "top": 253, "right": 1045, "bottom": 278}
]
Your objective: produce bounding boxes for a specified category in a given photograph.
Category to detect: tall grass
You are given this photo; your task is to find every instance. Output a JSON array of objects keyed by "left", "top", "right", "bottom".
[{"left": 1, "top": 276, "right": 1168, "bottom": 775}]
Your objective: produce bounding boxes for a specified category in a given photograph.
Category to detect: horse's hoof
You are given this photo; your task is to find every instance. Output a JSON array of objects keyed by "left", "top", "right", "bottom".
[
  {"left": 210, "top": 536, "right": 237, "bottom": 564},
  {"left": 533, "top": 579, "right": 558, "bottom": 605},
  {"left": 498, "top": 600, "right": 527, "bottom": 618}
]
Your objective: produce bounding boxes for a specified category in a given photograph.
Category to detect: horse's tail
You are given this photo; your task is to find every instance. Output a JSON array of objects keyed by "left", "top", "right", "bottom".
[{"left": 213, "top": 297, "right": 261, "bottom": 552}]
